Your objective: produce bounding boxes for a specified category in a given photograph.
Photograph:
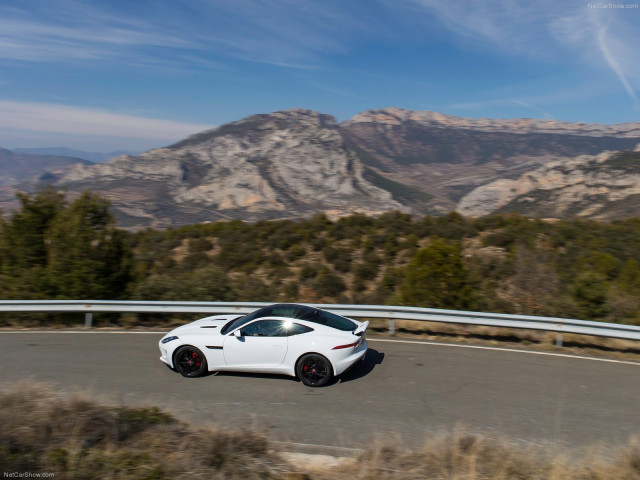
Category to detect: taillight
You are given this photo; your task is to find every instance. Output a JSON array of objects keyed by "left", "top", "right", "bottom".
[{"left": 332, "top": 340, "right": 360, "bottom": 350}]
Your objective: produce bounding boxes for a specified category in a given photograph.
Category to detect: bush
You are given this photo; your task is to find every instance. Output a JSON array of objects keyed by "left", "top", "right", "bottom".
[
  {"left": 399, "top": 238, "right": 475, "bottom": 309},
  {"left": 313, "top": 266, "right": 346, "bottom": 298}
]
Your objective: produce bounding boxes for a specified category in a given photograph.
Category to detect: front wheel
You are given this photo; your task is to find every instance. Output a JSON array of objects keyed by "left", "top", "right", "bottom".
[
  {"left": 174, "top": 346, "right": 207, "bottom": 377},
  {"left": 296, "top": 354, "right": 332, "bottom": 387}
]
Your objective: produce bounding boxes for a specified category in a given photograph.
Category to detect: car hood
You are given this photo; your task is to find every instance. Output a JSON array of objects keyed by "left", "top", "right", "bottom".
[{"left": 168, "top": 314, "right": 240, "bottom": 337}]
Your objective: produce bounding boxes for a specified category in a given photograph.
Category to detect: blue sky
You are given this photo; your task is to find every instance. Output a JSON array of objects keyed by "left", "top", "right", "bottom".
[{"left": 0, "top": 0, "right": 638, "bottom": 152}]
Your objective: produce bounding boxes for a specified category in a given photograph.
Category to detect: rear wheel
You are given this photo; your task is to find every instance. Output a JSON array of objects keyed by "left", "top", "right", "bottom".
[
  {"left": 174, "top": 346, "right": 207, "bottom": 377},
  {"left": 296, "top": 354, "right": 332, "bottom": 387}
]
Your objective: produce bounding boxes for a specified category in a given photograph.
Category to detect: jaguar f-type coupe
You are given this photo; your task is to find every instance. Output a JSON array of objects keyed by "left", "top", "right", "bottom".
[{"left": 159, "top": 303, "right": 369, "bottom": 387}]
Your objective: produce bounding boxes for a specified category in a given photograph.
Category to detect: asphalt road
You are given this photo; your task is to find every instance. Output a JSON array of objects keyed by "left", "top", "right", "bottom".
[{"left": 1, "top": 331, "right": 639, "bottom": 453}]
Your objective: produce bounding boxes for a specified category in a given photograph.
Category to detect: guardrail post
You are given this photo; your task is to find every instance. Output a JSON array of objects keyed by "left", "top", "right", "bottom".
[
  {"left": 555, "top": 332, "right": 563, "bottom": 347},
  {"left": 85, "top": 313, "right": 93, "bottom": 328},
  {"left": 389, "top": 319, "right": 395, "bottom": 335}
]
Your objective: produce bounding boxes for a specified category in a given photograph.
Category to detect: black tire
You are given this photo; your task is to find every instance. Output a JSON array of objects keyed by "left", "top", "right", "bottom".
[
  {"left": 296, "top": 353, "right": 332, "bottom": 387},
  {"left": 174, "top": 346, "right": 207, "bottom": 378}
]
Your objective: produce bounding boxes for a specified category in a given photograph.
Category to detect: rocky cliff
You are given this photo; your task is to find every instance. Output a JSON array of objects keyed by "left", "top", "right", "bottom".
[
  {"left": 457, "top": 145, "right": 640, "bottom": 219},
  {"left": 339, "top": 108, "right": 640, "bottom": 214},
  {"left": 11, "top": 107, "right": 640, "bottom": 228},
  {"left": 54, "top": 109, "right": 405, "bottom": 228},
  {"left": 344, "top": 108, "right": 640, "bottom": 137},
  {"left": 0, "top": 148, "right": 90, "bottom": 211}
]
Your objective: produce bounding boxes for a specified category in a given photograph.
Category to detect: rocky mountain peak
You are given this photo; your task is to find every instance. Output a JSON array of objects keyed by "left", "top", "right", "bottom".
[
  {"left": 343, "top": 107, "right": 640, "bottom": 137},
  {"left": 270, "top": 108, "right": 337, "bottom": 126},
  {"left": 8, "top": 108, "right": 640, "bottom": 229},
  {"left": 169, "top": 108, "right": 337, "bottom": 151},
  {"left": 50, "top": 108, "right": 403, "bottom": 228}
]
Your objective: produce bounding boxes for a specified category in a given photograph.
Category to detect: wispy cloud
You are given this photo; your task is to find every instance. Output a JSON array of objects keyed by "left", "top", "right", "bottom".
[
  {"left": 0, "top": 3, "right": 224, "bottom": 71},
  {"left": 0, "top": 100, "right": 212, "bottom": 140},
  {"left": 0, "top": 0, "right": 370, "bottom": 70},
  {"left": 548, "top": 4, "right": 640, "bottom": 108},
  {"left": 408, "top": 0, "right": 640, "bottom": 109},
  {"left": 405, "top": 0, "right": 554, "bottom": 58},
  {"left": 596, "top": 25, "right": 639, "bottom": 110}
]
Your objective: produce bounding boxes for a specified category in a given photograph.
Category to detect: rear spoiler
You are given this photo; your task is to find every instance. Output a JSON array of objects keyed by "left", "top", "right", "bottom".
[{"left": 353, "top": 320, "right": 369, "bottom": 336}]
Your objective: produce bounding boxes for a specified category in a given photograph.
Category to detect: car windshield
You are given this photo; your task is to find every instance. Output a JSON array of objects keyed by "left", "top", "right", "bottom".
[
  {"left": 220, "top": 314, "right": 254, "bottom": 335},
  {"left": 221, "top": 304, "right": 355, "bottom": 334}
]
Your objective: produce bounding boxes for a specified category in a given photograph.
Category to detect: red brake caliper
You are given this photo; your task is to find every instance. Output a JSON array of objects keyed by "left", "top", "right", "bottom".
[{"left": 192, "top": 351, "right": 201, "bottom": 367}]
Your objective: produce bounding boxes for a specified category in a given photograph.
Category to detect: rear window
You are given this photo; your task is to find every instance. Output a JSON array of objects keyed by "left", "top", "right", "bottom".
[{"left": 294, "top": 307, "right": 356, "bottom": 331}]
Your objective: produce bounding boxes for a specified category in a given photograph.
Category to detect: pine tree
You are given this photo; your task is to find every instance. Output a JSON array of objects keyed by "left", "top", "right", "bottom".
[
  {"left": 0, "top": 187, "right": 66, "bottom": 298},
  {"left": 46, "top": 191, "right": 131, "bottom": 299},
  {"left": 399, "top": 238, "right": 475, "bottom": 309},
  {"left": 0, "top": 189, "right": 131, "bottom": 300}
]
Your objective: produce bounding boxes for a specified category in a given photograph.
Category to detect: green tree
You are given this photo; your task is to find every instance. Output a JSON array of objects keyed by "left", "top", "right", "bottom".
[
  {"left": 616, "top": 259, "right": 640, "bottom": 293},
  {"left": 0, "top": 189, "right": 131, "bottom": 300},
  {"left": 605, "top": 259, "right": 640, "bottom": 324},
  {"left": 399, "top": 238, "right": 474, "bottom": 309},
  {"left": 0, "top": 187, "right": 66, "bottom": 298},
  {"left": 313, "top": 266, "right": 346, "bottom": 298},
  {"left": 45, "top": 191, "right": 131, "bottom": 299},
  {"left": 570, "top": 272, "right": 609, "bottom": 320}
]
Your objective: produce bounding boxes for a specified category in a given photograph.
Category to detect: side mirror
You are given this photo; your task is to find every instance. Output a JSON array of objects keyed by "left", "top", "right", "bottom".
[{"left": 233, "top": 329, "right": 243, "bottom": 338}]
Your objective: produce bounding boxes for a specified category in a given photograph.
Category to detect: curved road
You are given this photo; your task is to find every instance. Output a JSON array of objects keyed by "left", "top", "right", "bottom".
[{"left": 1, "top": 331, "right": 639, "bottom": 453}]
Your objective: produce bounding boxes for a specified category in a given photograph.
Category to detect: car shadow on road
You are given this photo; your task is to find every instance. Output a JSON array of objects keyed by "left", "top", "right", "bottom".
[
  {"left": 195, "top": 349, "right": 385, "bottom": 386},
  {"left": 338, "top": 348, "right": 384, "bottom": 384},
  {"left": 201, "top": 370, "right": 298, "bottom": 383}
]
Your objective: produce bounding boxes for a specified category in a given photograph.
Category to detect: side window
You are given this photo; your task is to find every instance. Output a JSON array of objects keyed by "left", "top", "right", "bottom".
[
  {"left": 241, "top": 320, "right": 314, "bottom": 337},
  {"left": 284, "top": 322, "right": 314, "bottom": 336},
  {"left": 241, "top": 320, "right": 283, "bottom": 337}
]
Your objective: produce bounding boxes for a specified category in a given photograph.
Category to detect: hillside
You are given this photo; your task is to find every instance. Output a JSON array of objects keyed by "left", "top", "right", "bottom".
[
  {"left": 123, "top": 211, "right": 640, "bottom": 326},
  {"left": 49, "top": 109, "right": 405, "bottom": 228},
  {"left": 11, "top": 147, "right": 138, "bottom": 163},
  {"left": 3, "top": 187, "right": 640, "bottom": 326},
  {"left": 5, "top": 108, "right": 640, "bottom": 227},
  {"left": 458, "top": 146, "right": 640, "bottom": 219},
  {"left": 0, "top": 148, "right": 90, "bottom": 210},
  {"left": 340, "top": 108, "right": 640, "bottom": 212}
]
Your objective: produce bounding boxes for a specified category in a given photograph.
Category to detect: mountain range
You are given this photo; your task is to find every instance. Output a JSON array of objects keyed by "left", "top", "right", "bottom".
[
  {"left": 2, "top": 108, "right": 640, "bottom": 228},
  {"left": 11, "top": 147, "right": 139, "bottom": 163},
  {"left": 0, "top": 148, "right": 92, "bottom": 212}
]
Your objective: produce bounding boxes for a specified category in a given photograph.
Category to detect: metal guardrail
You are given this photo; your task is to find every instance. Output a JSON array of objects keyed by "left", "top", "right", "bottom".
[{"left": 2, "top": 300, "right": 640, "bottom": 346}]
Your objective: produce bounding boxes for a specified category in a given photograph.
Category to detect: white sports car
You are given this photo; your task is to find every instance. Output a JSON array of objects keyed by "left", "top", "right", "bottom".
[{"left": 159, "top": 303, "right": 369, "bottom": 387}]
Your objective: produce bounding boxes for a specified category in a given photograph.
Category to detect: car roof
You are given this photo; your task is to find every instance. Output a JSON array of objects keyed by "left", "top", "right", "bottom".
[{"left": 245, "top": 304, "right": 357, "bottom": 332}]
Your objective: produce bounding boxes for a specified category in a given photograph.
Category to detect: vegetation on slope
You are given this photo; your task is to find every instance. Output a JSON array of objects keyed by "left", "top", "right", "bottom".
[{"left": 2, "top": 189, "right": 640, "bottom": 326}]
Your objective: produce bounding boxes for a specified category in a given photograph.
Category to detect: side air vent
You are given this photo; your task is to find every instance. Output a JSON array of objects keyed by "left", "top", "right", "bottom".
[{"left": 200, "top": 326, "right": 218, "bottom": 328}]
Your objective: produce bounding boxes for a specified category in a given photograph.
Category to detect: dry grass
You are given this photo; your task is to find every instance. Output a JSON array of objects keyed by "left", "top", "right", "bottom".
[
  {"left": 2, "top": 384, "right": 640, "bottom": 479},
  {"left": 314, "top": 430, "right": 640, "bottom": 480},
  {"left": 0, "top": 383, "right": 289, "bottom": 479}
]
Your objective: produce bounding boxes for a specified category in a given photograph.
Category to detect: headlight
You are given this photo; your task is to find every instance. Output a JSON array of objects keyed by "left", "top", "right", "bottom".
[{"left": 161, "top": 335, "right": 179, "bottom": 344}]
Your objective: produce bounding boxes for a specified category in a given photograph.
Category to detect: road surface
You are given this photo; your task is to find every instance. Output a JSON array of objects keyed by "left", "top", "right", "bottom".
[{"left": 1, "top": 331, "right": 639, "bottom": 453}]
